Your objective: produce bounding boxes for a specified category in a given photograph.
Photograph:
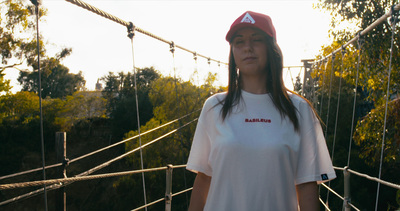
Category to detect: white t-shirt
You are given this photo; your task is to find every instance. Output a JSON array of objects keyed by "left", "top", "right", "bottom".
[{"left": 186, "top": 90, "right": 336, "bottom": 211}]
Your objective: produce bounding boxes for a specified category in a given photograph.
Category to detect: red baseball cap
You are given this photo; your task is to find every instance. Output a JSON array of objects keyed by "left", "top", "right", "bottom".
[{"left": 225, "top": 11, "right": 276, "bottom": 42}]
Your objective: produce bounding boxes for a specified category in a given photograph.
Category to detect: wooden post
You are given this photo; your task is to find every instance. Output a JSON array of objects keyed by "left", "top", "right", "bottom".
[{"left": 55, "top": 132, "right": 67, "bottom": 211}]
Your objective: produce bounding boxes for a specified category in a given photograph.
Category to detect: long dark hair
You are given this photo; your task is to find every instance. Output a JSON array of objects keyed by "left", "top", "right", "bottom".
[{"left": 221, "top": 35, "right": 300, "bottom": 131}]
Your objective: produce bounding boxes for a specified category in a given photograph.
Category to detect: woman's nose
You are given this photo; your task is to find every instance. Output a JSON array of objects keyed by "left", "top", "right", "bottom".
[{"left": 243, "top": 40, "right": 253, "bottom": 52}]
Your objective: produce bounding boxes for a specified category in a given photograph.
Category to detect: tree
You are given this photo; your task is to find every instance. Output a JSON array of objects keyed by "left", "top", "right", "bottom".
[
  {"left": 17, "top": 48, "right": 86, "bottom": 98},
  {"left": 101, "top": 67, "right": 160, "bottom": 140},
  {"left": 0, "top": 91, "right": 64, "bottom": 176},
  {"left": 0, "top": 0, "right": 44, "bottom": 68},
  {"left": 0, "top": 0, "right": 47, "bottom": 92},
  {"left": 354, "top": 98, "right": 400, "bottom": 170},
  {"left": 316, "top": 0, "right": 399, "bottom": 104},
  {"left": 56, "top": 91, "right": 107, "bottom": 130}
]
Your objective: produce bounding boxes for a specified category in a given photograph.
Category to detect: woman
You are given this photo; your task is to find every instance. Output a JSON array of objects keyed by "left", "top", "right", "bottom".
[{"left": 186, "top": 11, "right": 336, "bottom": 211}]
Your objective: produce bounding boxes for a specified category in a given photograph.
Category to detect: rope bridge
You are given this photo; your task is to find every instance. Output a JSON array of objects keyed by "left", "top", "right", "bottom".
[{"left": 1, "top": 0, "right": 400, "bottom": 210}]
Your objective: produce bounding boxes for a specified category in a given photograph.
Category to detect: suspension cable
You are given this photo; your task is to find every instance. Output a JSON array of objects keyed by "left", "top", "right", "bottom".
[
  {"left": 64, "top": 0, "right": 226, "bottom": 66},
  {"left": 375, "top": 6, "right": 398, "bottom": 211},
  {"left": 127, "top": 22, "right": 148, "bottom": 210},
  {"left": 347, "top": 32, "right": 363, "bottom": 167}
]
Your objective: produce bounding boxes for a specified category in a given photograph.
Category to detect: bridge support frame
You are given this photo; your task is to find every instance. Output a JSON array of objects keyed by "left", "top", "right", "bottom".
[
  {"left": 343, "top": 166, "right": 351, "bottom": 211},
  {"left": 165, "top": 164, "right": 173, "bottom": 211}
]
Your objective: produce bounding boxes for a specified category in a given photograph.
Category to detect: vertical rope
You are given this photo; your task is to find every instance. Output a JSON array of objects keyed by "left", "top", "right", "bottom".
[
  {"left": 332, "top": 46, "right": 345, "bottom": 165},
  {"left": 127, "top": 23, "right": 147, "bottom": 210},
  {"left": 32, "top": 1, "right": 48, "bottom": 210},
  {"left": 374, "top": 6, "right": 397, "bottom": 211},
  {"left": 324, "top": 54, "right": 335, "bottom": 138},
  {"left": 347, "top": 33, "right": 363, "bottom": 167},
  {"left": 319, "top": 60, "right": 326, "bottom": 116},
  {"left": 326, "top": 47, "right": 345, "bottom": 208},
  {"left": 170, "top": 43, "right": 189, "bottom": 209}
]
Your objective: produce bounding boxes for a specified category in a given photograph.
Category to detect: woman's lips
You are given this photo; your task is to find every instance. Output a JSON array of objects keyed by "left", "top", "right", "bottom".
[{"left": 243, "top": 56, "right": 257, "bottom": 61}]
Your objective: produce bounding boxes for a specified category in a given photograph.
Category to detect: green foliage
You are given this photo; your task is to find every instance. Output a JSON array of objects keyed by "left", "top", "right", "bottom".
[{"left": 354, "top": 99, "right": 400, "bottom": 167}]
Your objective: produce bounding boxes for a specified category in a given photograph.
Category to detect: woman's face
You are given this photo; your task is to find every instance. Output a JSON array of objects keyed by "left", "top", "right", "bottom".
[{"left": 231, "top": 27, "right": 268, "bottom": 77}]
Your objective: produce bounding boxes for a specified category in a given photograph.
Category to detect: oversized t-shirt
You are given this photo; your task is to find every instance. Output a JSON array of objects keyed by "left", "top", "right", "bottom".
[{"left": 186, "top": 90, "right": 336, "bottom": 211}]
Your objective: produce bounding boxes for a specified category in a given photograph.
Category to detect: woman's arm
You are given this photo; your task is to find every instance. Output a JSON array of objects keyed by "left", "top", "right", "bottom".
[
  {"left": 296, "top": 181, "right": 319, "bottom": 211},
  {"left": 188, "top": 172, "right": 211, "bottom": 211}
]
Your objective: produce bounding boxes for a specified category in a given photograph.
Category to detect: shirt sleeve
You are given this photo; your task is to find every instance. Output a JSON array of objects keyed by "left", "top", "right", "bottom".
[
  {"left": 186, "top": 99, "right": 213, "bottom": 176},
  {"left": 295, "top": 100, "right": 336, "bottom": 185}
]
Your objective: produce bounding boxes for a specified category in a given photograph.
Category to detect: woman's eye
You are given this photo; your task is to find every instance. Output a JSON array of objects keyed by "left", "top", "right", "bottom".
[{"left": 234, "top": 40, "right": 244, "bottom": 45}]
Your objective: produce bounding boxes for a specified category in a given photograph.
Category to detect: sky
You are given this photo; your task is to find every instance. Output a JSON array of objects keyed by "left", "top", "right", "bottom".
[{"left": 5, "top": 0, "right": 333, "bottom": 92}]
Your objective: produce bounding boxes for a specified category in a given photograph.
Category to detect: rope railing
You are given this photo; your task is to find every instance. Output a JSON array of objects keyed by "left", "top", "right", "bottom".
[
  {"left": 0, "top": 119, "right": 197, "bottom": 206},
  {"left": 64, "top": 0, "right": 226, "bottom": 65},
  {"left": 319, "top": 197, "right": 331, "bottom": 211},
  {"left": 346, "top": 168, "right": 400, "bottom": 190},
  {"left": 132, "top": 197, "right": 165, "bottom": 211},
  {"left": 320, "top": 183, "right": 360, "bottom": 211},
  {"left": 0, "top": 110, "right": 199, "bottom": 181},
  {"left": 0, "top": 164, "right": 192, "bottom": 210},
  {"left": 131, "top": 187, "right": 193, "bottom": 211},
  {"left": 0, "top": 163, "right": 63, "bottom": 181},
  {"left": 314, "top": 3, "right": 400, "bottom": 63},
  {"left": 76, "top": 118, "right": 197, "bottom": 177},
  {"left": 0, "top": 167, "right": 168, "bottom": 190}
]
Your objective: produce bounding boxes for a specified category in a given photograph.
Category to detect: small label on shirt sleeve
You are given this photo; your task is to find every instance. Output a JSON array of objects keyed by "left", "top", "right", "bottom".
[{"left": 321, "top": 174, "right": 329, "bottom": 180}]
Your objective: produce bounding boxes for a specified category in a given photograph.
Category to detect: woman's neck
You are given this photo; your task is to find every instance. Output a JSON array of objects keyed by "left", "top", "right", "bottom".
[{"left": 240, "top": 75, "right": 268, "bottom": 94}]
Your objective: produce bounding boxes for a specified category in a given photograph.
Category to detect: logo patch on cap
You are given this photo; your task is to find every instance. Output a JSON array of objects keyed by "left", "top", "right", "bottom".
[
  {"left": 321, "top": 174, "right": 329, "bottom": 180},
  {"left": 241, "top": 12, "right": 255, "bottom": 24}
]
